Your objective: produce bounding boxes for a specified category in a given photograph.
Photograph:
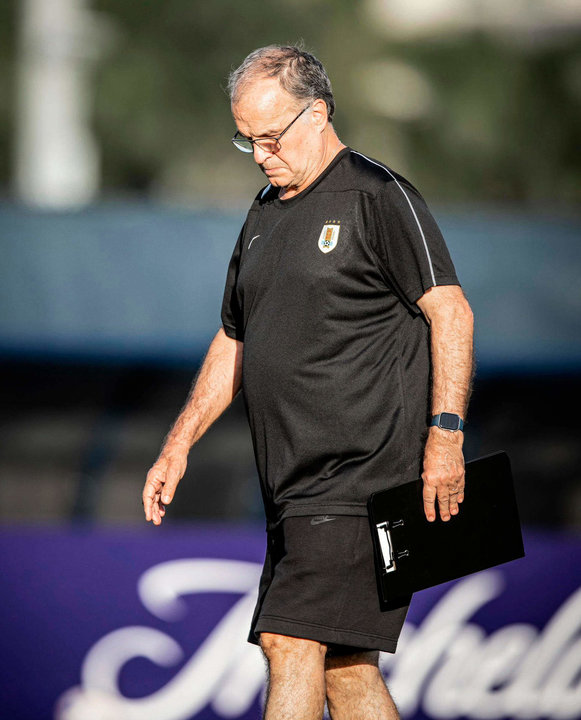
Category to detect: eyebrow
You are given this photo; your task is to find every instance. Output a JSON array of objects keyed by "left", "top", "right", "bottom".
[{"left": 238, "top": 126, "right": 282, "bottom": 141}]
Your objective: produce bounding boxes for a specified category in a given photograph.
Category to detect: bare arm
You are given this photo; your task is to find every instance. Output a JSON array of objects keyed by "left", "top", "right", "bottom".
[
  {"left": 142, "top": 328, "right": 243, "bottom": 525},
  {"left": 416, "top": 285, "right": 474, "bottom": 522}
]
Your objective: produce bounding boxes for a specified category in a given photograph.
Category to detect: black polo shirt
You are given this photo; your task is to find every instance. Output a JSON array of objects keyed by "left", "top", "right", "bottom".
[{"left": 222, "top": 148, "right": 460, "bottom": 526}]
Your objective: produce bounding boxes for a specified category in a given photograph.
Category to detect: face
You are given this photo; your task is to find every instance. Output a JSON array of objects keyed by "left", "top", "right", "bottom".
[{"left": 232, "top": 77, "right": 329, "bottom": 194}]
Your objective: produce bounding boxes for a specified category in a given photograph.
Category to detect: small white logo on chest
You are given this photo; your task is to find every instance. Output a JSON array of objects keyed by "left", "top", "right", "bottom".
[{"left": 318, "top": 223, "right": 340, "bottom": 253}]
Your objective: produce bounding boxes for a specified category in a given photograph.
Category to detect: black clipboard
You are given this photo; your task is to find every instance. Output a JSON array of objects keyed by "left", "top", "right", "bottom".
[{"left": 368, "top": 451, "right": 525, "bottom": 602}]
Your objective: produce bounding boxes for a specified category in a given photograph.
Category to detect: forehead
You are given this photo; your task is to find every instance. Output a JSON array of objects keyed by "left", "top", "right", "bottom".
[{"left": 232, "top": 77, "right": 301, "bottom": 136}]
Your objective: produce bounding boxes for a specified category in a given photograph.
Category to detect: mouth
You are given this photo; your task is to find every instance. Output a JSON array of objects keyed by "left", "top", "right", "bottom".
[{"left": 262, "top": 164, "right": 284, "bottom": 174}]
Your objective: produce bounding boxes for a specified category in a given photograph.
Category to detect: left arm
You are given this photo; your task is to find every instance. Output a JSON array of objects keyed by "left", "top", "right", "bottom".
[{"left": 416, "top": 285, "right": 475, "bottom": 522}]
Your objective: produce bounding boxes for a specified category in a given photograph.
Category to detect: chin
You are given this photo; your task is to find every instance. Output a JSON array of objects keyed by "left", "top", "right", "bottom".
[{"left": 263, "top": 169, "right": 289, "bottom": 186}]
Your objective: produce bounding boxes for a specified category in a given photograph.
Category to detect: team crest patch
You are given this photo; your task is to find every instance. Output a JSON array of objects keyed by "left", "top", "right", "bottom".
[{"left": 318, "top": 223, "right": 340, "bottom": 253}]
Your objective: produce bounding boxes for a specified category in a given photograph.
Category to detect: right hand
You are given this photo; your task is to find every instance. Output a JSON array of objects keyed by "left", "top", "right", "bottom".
[{"left": 142, "top": 446, "right": 188, "bottom": 526}]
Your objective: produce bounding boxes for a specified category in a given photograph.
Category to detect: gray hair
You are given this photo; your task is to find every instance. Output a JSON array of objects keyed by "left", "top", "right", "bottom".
[{"left": 228, "top": 45, "right": 335, "bottom": 122}]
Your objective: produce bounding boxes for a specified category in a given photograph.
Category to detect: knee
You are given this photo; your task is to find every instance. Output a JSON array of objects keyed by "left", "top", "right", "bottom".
[
  {"left": 259, "top": 632, "right": 287, "bottom": 660},
  {"left": 259, "top": 632, "right": 327, "bottom": 665}
]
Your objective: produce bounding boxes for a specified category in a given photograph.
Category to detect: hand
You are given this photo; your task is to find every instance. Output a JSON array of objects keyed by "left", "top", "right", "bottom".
[
  {"left": 421, "top": 427, "right": 465, "bottom": 522},
  {"left": 142, "top": 445, "right": 188, "bottom": 526}
]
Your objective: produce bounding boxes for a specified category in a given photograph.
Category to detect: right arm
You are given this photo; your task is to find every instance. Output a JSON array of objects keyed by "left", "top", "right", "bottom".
[{"left": 142, "top": 328, "right": 243, "bottom": 525}]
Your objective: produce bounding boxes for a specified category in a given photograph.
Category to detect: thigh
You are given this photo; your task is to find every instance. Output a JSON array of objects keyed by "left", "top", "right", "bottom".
[
  {"left": 326, "top": 649, "right": 380, "bottom": 670},
  {"left": 250, "top": 515, "right": 411, "bottom": 653},
  {"left": 260, "top": 631, "right": 328, "bottom": 661}
]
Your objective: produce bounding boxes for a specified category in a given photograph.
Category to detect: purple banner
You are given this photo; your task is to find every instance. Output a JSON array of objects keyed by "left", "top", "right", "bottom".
[{"left": 1, "top": 525, "right": 579, "bottom": 720}]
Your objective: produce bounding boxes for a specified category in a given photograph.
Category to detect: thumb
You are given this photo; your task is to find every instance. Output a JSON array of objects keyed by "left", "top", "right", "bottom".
[{"left": 160, "top": 458, "right": 186, "bottom": 505}]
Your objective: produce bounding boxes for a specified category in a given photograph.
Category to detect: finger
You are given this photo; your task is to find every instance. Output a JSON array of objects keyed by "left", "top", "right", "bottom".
[
  {"left": 423, "top": 482, "right": 437, "bottom": 522},
  {"left": 452, "top": 474, "right": 466, "bottom": 510},
  {"left": 449, "top": 490, "right": 460, "bottom": 516},
  {"left": 457, "top": 476, "right": 465, "bottom": 504},
  {"left": 149, "top": 495, "right": 161, "bottom": 522},
  {"left": 438, "top": 492, "right": 451, "bottom": 522},
  {"left": 152, "top": 492, "right": 165, "bottom": 522},
  {"left": 143, "top": 465, "right": 166, "bottom": 521},
  {"left": 445, "top": 464, "right": 465, "bottom": 517},
  {"left": 144, "top": 486, "right": 162, "bottom": 522},
  {"left": 152, "top": 500, "right": 162, "bottom": 525},
  {"left": 141, "top": 468, "right": 163, "bottom": 508},
  {"left": 143, "top": 485, "right": 157, "bottom": 522}
]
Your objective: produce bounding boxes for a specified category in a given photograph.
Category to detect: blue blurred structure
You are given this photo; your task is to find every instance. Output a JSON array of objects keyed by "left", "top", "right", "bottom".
[
  {"left": 1, "top": 204, "right": 580, "bottom": 372},
  {"left": 0, "top": 204, "right": 244, "bottom": 364}
]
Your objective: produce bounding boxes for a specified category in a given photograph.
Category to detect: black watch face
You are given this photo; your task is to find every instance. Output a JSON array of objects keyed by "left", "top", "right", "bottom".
[{"left": 440, "top": 413, "right": 460, "bottom": 431}]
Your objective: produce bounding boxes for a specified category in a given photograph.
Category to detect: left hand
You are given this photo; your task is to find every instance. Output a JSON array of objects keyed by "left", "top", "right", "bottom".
[{"left": 422, "top": 427, "right": 465, "bottom": 522}]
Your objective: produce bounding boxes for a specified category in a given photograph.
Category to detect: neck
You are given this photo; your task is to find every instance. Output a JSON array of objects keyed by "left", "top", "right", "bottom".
[{"left": 278, "top": 130, "right": 346, "bottom": 201}]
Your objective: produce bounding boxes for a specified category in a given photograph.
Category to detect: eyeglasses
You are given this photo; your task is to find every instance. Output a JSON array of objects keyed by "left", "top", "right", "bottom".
[{"left": 231, "top": 105, "right": 310, "bottom": 154}]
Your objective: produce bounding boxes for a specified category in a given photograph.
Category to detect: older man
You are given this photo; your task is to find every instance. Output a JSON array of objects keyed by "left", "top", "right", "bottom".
[{"left": 143, "top": 45, "right": 474, "bottom": 720}]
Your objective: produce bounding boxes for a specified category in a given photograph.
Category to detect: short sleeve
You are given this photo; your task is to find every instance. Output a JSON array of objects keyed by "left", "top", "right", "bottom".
[
  {"left": 369, "top": 176, "right": 460, "bottom": 311},
  {"left": 221, "top": 225, "right": 245, "bottom": 341}
]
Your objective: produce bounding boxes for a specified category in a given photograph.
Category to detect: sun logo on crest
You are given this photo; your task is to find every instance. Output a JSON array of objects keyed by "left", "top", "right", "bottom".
[{"left": 318, "top": 222, "right": 340, "bottom": 253}]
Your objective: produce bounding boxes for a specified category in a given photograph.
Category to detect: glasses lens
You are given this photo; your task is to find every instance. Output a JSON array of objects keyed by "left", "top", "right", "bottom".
[
  {"left": 254, "top": 138, "right": 279, "bottom": 154},
  {"left": 232, "top": 137, "right": 254, "bottom": 153}
]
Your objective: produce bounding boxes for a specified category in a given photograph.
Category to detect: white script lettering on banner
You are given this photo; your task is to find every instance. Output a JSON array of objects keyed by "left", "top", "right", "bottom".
[{"left": 55, "top": 561, "right": 581, "bottom": 720}]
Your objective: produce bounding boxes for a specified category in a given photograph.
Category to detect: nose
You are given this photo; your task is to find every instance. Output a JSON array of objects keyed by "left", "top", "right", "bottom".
[{"left": 252, "top": 144, "right": 273, "bottom": 164}]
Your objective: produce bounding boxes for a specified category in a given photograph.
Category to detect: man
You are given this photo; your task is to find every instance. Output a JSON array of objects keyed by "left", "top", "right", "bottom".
[{"left": 143, "top": 45, "right": 474, "bottom": 720}]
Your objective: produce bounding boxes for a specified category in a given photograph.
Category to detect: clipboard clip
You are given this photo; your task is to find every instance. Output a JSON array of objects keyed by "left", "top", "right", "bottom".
[
  {"left": 375, "top": 520, "right": 408, "bottom": 574},
  {"left": 375, "top": 521, "right": 396, "bottom": 574}
]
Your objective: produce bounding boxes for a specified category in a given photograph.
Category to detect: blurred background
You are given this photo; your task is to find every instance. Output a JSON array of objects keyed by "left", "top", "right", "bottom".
[{"left": 1, "top": 1, "right": 580, "bottom": 719}]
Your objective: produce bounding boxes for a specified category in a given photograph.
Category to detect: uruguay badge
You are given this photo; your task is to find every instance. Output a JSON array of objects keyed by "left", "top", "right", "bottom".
[{"left": 318, "top": 223, "right": 340, "bottom": 253}]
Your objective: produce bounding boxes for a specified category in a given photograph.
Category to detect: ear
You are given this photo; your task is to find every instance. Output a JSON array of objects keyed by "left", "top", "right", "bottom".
[{"left": 310, "top": 98, "right": 329, "bottom": 131}]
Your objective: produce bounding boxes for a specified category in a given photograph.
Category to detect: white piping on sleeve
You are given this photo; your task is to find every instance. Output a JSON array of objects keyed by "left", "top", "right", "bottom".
[{"left": 350, "top": 150, "right": 437, "bottom": 287}]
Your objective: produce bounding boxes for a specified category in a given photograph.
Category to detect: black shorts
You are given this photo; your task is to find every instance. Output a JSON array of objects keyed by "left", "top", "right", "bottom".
[{"left": 248, "top": 515, "right": 411, "bottom": 654}]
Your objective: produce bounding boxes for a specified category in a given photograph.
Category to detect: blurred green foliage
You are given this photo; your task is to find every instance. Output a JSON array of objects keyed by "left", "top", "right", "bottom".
[
  {"left": 3, "top": 0, "right": 580, "bottom": 206},
  {"left": 91, "top": 0, "right": 358, "bottom": 204}
]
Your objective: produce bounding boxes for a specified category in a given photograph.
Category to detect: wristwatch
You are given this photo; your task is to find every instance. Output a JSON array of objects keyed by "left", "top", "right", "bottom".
[{"left": 430, "top": 413, "right": 464, "bottom": 432}]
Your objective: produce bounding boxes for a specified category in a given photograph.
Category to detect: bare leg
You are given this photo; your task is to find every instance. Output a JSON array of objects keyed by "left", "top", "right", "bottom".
[
  {"left": 260, "top": 632, "right": 327, "bottom": 720},
  {"left": 325, "top": 651, "right": 399, "bottom": 720}
]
